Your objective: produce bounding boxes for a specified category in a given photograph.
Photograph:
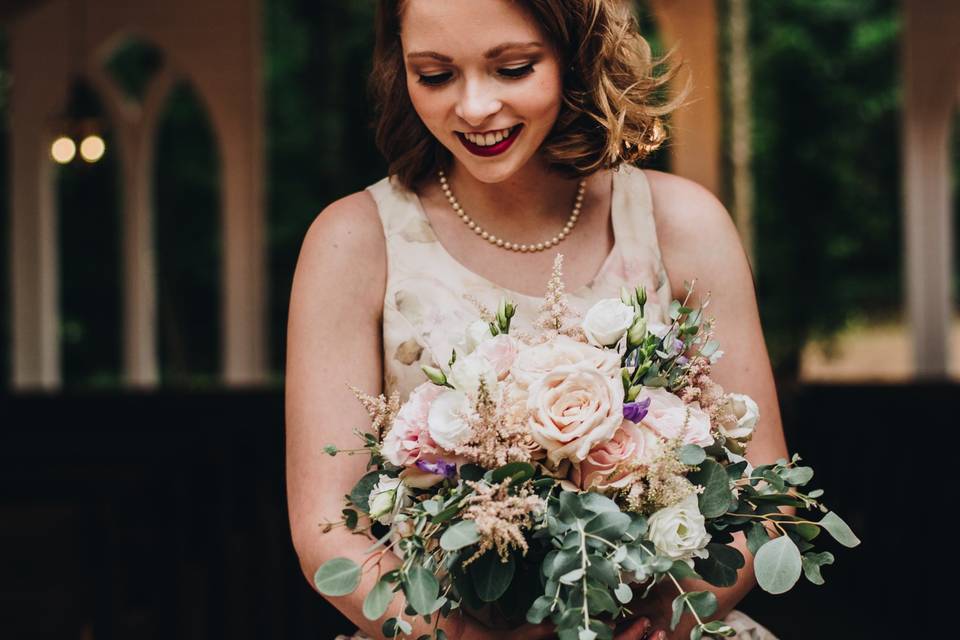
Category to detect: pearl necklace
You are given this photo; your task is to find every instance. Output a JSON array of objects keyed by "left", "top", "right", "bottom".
[{"left": 438, "top": 169, "right": 587, "bottom": 253}]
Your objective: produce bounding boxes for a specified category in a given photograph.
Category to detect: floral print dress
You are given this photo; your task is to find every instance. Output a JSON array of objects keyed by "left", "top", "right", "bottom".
[{"left": 335, "top": 165, "right": 778, "bottom": 640}]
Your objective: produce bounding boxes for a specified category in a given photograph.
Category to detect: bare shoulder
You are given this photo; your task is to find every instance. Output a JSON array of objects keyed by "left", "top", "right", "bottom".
[
  {"left": 292, "top": 189, "right": 387, "bottom": 317},
  {"left": 641, "top": 169, "right": 752, "bottom": 302}
]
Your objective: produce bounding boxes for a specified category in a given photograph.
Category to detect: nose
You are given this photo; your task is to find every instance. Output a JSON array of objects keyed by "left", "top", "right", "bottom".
[{"left": 455, "top": 76, "right": 502, "bottom": 128}]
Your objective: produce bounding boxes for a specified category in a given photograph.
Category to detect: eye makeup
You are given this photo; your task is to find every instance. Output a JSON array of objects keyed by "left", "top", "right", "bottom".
[{"left": 416, "top": 62, "right": 537, "bottom": 87}]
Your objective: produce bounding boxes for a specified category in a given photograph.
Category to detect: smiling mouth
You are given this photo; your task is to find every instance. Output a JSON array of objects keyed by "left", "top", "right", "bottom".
[{"left": 456, "top": 124, "right": 523, "bottom": 157}]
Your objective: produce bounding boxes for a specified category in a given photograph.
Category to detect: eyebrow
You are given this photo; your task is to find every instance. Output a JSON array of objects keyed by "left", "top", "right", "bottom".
[{"left": 406, "top": 41, "right": 543, "bottom": 62}]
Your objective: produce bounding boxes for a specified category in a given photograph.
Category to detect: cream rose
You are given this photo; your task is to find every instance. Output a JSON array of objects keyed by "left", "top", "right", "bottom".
[
  {"left": 381, "top": 382, "right": 444, "bottom": 467},
  {"left": 635, "top": 386, "right": 714, "bottom": 447},
  {"left": 646, "top": 493, "right": 711, "bottom": 562},
  {"left": 582, "top": 298, "right": 636, "bottom": 347},
  {"left": 511, "top": 334, "right": 620, "bottom": 392},
  {"left": 427, "top": 390, "right": 474, "bottom": 451},
  {"left": 527, "top": 364, "right": 624, "bottom": 466},
  {"left": 474, "top": 334, "right": 518, "bottom": 381},
  {"left": 572, "top": 420, "right": 664, "bottom": 491}
]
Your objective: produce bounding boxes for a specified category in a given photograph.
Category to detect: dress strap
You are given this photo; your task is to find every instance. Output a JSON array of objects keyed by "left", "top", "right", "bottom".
[{"left": 609, "top": 164, "right": 672, "bottom": 298}]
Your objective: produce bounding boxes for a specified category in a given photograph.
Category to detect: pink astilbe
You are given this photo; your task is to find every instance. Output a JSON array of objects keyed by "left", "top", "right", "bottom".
[
  {"left": 348, "top": 384, "right": 401, "bottom": 440},
  {"left": 452, "top": 379, "right": 537, "bottom": 468},
  {"left": 534, "top": 254, "right": 582, "bottom": 338},
  {"left": 461, "top": 478, "right": 544, "bottom": 566}
]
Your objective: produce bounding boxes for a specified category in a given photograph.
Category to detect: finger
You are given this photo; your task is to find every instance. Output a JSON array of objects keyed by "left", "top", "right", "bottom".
[{"left": 614, "top": 616, "right": 651, "bottom": 640}]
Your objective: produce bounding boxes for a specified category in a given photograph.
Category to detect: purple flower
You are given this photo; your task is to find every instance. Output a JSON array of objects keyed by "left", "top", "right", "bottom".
[
  {"left": 416, "top": 459, "right": 457, "bottom": 478},
  {"left": 623, "top": 397, "right": 652, "bottom": 423},
  {"left": 676, "top": 355, "right": 689, "bottom": 366}
]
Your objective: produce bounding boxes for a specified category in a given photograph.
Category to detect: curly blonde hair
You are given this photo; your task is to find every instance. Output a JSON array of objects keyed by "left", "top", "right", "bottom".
[{"left": 369, "top": 0, "right": 691, "bottom": 190}]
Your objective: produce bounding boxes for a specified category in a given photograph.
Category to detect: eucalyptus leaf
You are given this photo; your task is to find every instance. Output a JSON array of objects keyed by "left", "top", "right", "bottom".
[
  {"left": 754, "top": 535, "right": 802, "bottom": 594},
  {"left": 746, "top": 522, "right": 770, "bottom": 557},
  {"left": 668, "top": 560, "right": 701, "bottom": 581},
  {"left": 470, "top": 552, "right": 515, "bottom": 601},
  {"left": 526, "top": 595, "right": 554, "bottom": 624},
  {"left": 670, "top": 595, "right": 686, "bottom": 630},
  {"left": 685, "top": 591, "right": 718, "bottom": 618},
  {"left": 679, "top": 444, "right": 707, "bottom": 465},
  {"left": 586, "top": 588, "right": 617, "bottom": 614},
  {"left": 586, "top": 556, "right": 619, "bottom": 587},
  {"left": 349, "top": 471, "right": 383, "bottom": 512},
  {"left": 440, "top": 520, "right": 480, "bottom": 551},
  {"left": 584, "top": 511, "right": 631, "bottom": 541},
  {"left": 405, "top": 567, "right": 440, "bottom": 615},
  {"left": 801, "top": 551, "right": 835, "bottom": 585},
  {"left": 694, "top": 544, "right": 744, "bottom": 587},
  {"left": 559, "top": 491, "right": 590, "bottom": 522},
  {"left": 780, "top": 466, "right": 814, "bottom": 486},
  {"left": 491, "top": 461, "right": 535, "bottom": 484},
  {"left": 818, "top": 512, "right": 861, "bottom": 548},
  {"left": 614, "top": 583, "right": 633, "bottom": 604},
  {"left": 559, "top": 568, "right": 585, "bottom": 584},
  {"left": 687, "top": 459, "right": 731, "bottom": 518},
  {"left": 581, "top": 492, "right": 619, "bottom": 514},
  {"left": 362, "top": 579, "right": 394, "bottom": 620},
  {"left": 313, "top": 557, "right": 361, "bottom": 596}
]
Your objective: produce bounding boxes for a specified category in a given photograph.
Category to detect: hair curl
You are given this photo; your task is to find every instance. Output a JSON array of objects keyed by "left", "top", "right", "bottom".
[{"left": 369, "top": 0, "right": 691, "bottom": 190}]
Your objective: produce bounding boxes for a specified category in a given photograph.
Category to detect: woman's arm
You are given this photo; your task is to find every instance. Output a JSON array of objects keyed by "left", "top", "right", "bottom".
[
  {"left": 642, "top": 170, "right": 793, "bottom": 638},
  {"left": 285, "top": 193, "right": 556, "bottom": 640}
]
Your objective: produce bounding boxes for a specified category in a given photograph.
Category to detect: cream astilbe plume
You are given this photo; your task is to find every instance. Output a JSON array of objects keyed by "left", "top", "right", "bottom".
[
  {"left": 534, "top": 254, "right": 583, "bottom": 339},
  {"left": 452, "top": 379, "right": 536, "bottom": 468},
  {"left": 461, "top": 478, "right": 544, "bottom": 566},
  {"left": 348, "top": 384, "right": 401, "bottom": 440}
]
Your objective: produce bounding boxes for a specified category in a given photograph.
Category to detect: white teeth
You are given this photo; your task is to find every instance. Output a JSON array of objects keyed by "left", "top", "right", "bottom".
[{"left": 464, "top": 127, "right": 514, "bottom": 146}]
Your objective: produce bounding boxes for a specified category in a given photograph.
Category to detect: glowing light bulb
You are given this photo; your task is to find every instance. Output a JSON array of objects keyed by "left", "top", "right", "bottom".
[
  {"left": 51, "top": 136, "right": 76, "bottom": 164},
  {"left": 79, "top": 135, "right": 106, "bottom": 162}
]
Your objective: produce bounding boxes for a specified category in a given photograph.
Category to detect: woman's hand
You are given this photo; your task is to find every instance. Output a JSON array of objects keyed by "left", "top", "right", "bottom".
[{"left": 614, "top": 580, "right": 695, "bottom": 640}]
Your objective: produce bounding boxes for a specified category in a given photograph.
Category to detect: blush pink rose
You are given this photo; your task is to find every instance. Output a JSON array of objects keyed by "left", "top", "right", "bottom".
[
  {"left": 381, "top": 382, "right": 444, "bottom": 466},
  {"left": 572, "top": 420, "right": 664, "bottom": 491},
  {"left": 475, "top": 334, "right": 519, "bottom": 381},
  {"left": 527, "top": 364, "right": 624, "bottom": 466},
  {"left": 635, "top": 386, "right": 714, "bottom": 447}
]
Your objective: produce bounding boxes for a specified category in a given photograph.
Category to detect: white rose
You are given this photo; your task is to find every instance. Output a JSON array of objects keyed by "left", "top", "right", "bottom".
[
  {"left": 448, "top": 351, "right": 498, "bottom": 399},
  {"left": 646, "top": 321, "right": 672, "bottom": 339},
  {"left": 368, "top": 475, "right": 409, "bottom": 525},
  {"left": 427, "top": 390, "right": 474, "bottom": 450},
  {"left": 511, "top": 334, "right": 620, "bottom": 392},
  {"left": 527, "top": 363, "right": 625, "bottom": 466},
  {"left": 582, "top": 298, "right": 635, "bottom": 347},
  {"left": 474, "top": 334, "right": 518, "bottom": 381},
  {"left": 646, "top": 493, "right": 711, "bottom": 562},
  {"left": 722, "top": 393, "right": 759, "bottom": 441}
]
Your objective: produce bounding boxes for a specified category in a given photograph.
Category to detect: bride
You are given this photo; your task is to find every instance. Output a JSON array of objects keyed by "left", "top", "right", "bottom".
[{"left": 286, "top": 1, "right": 788, "bottom": 638}]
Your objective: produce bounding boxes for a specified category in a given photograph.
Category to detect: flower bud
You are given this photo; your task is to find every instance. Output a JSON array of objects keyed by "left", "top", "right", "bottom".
[
  {"left": 635, "top": 285, "right": 647, "bottom": 308},
  {"left": 627, "top": 316, "right": 647, "bottom": 347},
  {"left": 620, "top": 286, "right": 634, "bottom": 307},
  {"left": 421, "top": 365, "right": 448, "bottom": 386}
]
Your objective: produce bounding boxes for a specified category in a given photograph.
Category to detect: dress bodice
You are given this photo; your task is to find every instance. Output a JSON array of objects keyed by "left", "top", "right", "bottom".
[{"left": 365, "top": 164, "right": 673, "bottom": 400}]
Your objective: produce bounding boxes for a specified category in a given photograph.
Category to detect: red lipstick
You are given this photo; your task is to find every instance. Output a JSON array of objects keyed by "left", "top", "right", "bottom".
[{"left": 456, "top": 124, "right": 523, "bottom": 157}]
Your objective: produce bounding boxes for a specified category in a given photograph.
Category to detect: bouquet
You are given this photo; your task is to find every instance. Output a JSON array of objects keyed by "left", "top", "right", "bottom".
[{"left": 315, "top": 255, "right": 859, "bottom": 640}]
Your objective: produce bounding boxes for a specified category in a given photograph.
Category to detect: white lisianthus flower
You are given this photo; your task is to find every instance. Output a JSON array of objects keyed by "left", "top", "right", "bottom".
[
  {"left": 582, "top": 298, "right": 635, "bottom": 347},
  {"left": 367, "top": 475, "right": 409, "bottom": 525},
  {"left": 448, "top": 351, "right": 498, "bottom": 399},
  {"left": 427, "top": 390, "right": 474, "bottom": 450},
  {"left": 646, "top": 493, "right": 711, "bottom": 562},
  {"left": 722, "top": 393, "right": 759, "bottom": 441},
  {"left": 457, "top": 319, "right": 494, "bottom": 355}
]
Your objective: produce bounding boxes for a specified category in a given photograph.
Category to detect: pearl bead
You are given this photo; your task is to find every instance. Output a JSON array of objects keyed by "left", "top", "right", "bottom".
[
  {"left": 496, "top": 239, "right": 504, "bottom": 247},
  {"left": 558, "top": 231, "right": 567, "bottom": 239},
  {"left": 520, "top": 244, "right": 529, "bottom": 252},
  {"left": 481, "top": 231, "right": 489, "bottom": 239},
  {"left": 467, "top": 221, "right": 476, "bottom": 229},
  {"left": 536, "top": 242, "right": 544, "bottom": 251}
]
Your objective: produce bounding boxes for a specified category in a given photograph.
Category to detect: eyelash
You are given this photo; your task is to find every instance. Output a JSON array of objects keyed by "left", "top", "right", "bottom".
[{"left": 417, "top": 63, "right": 535, "bottom": 87}]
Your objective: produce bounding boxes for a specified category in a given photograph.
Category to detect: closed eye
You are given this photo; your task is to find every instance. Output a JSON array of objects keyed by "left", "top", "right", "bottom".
[
  {"left": 498, "top": 63, "right": 535, "bottom": 78},
  {"left": 418, "top": 72, "right": 453, "bottom": 86}
]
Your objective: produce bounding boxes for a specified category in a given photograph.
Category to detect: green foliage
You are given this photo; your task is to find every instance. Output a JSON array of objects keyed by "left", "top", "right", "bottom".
[
  {"left": 749, "top": 0, "right": 904, "bottom": 377},
  {"left": 313, "top": 557, "right": 362, "bottom": 596},
  {"left": 754, "top": 535, "right": 802, "bottom": 594}
]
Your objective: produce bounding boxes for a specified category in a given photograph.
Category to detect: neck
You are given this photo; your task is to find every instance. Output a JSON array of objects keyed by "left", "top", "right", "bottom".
[{"left": 443, "top": 155, "right": 586, "bottom": 235}]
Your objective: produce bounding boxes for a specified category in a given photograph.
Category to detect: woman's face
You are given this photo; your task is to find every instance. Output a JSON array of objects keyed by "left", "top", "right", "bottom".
[{"left": 400, "top": 0, "right": 564, "bottom": 184}]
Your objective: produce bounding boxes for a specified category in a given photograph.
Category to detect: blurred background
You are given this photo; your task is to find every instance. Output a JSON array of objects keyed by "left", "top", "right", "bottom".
[{"left": 0, "top": 0, "right": 955, "bottom": 637}]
